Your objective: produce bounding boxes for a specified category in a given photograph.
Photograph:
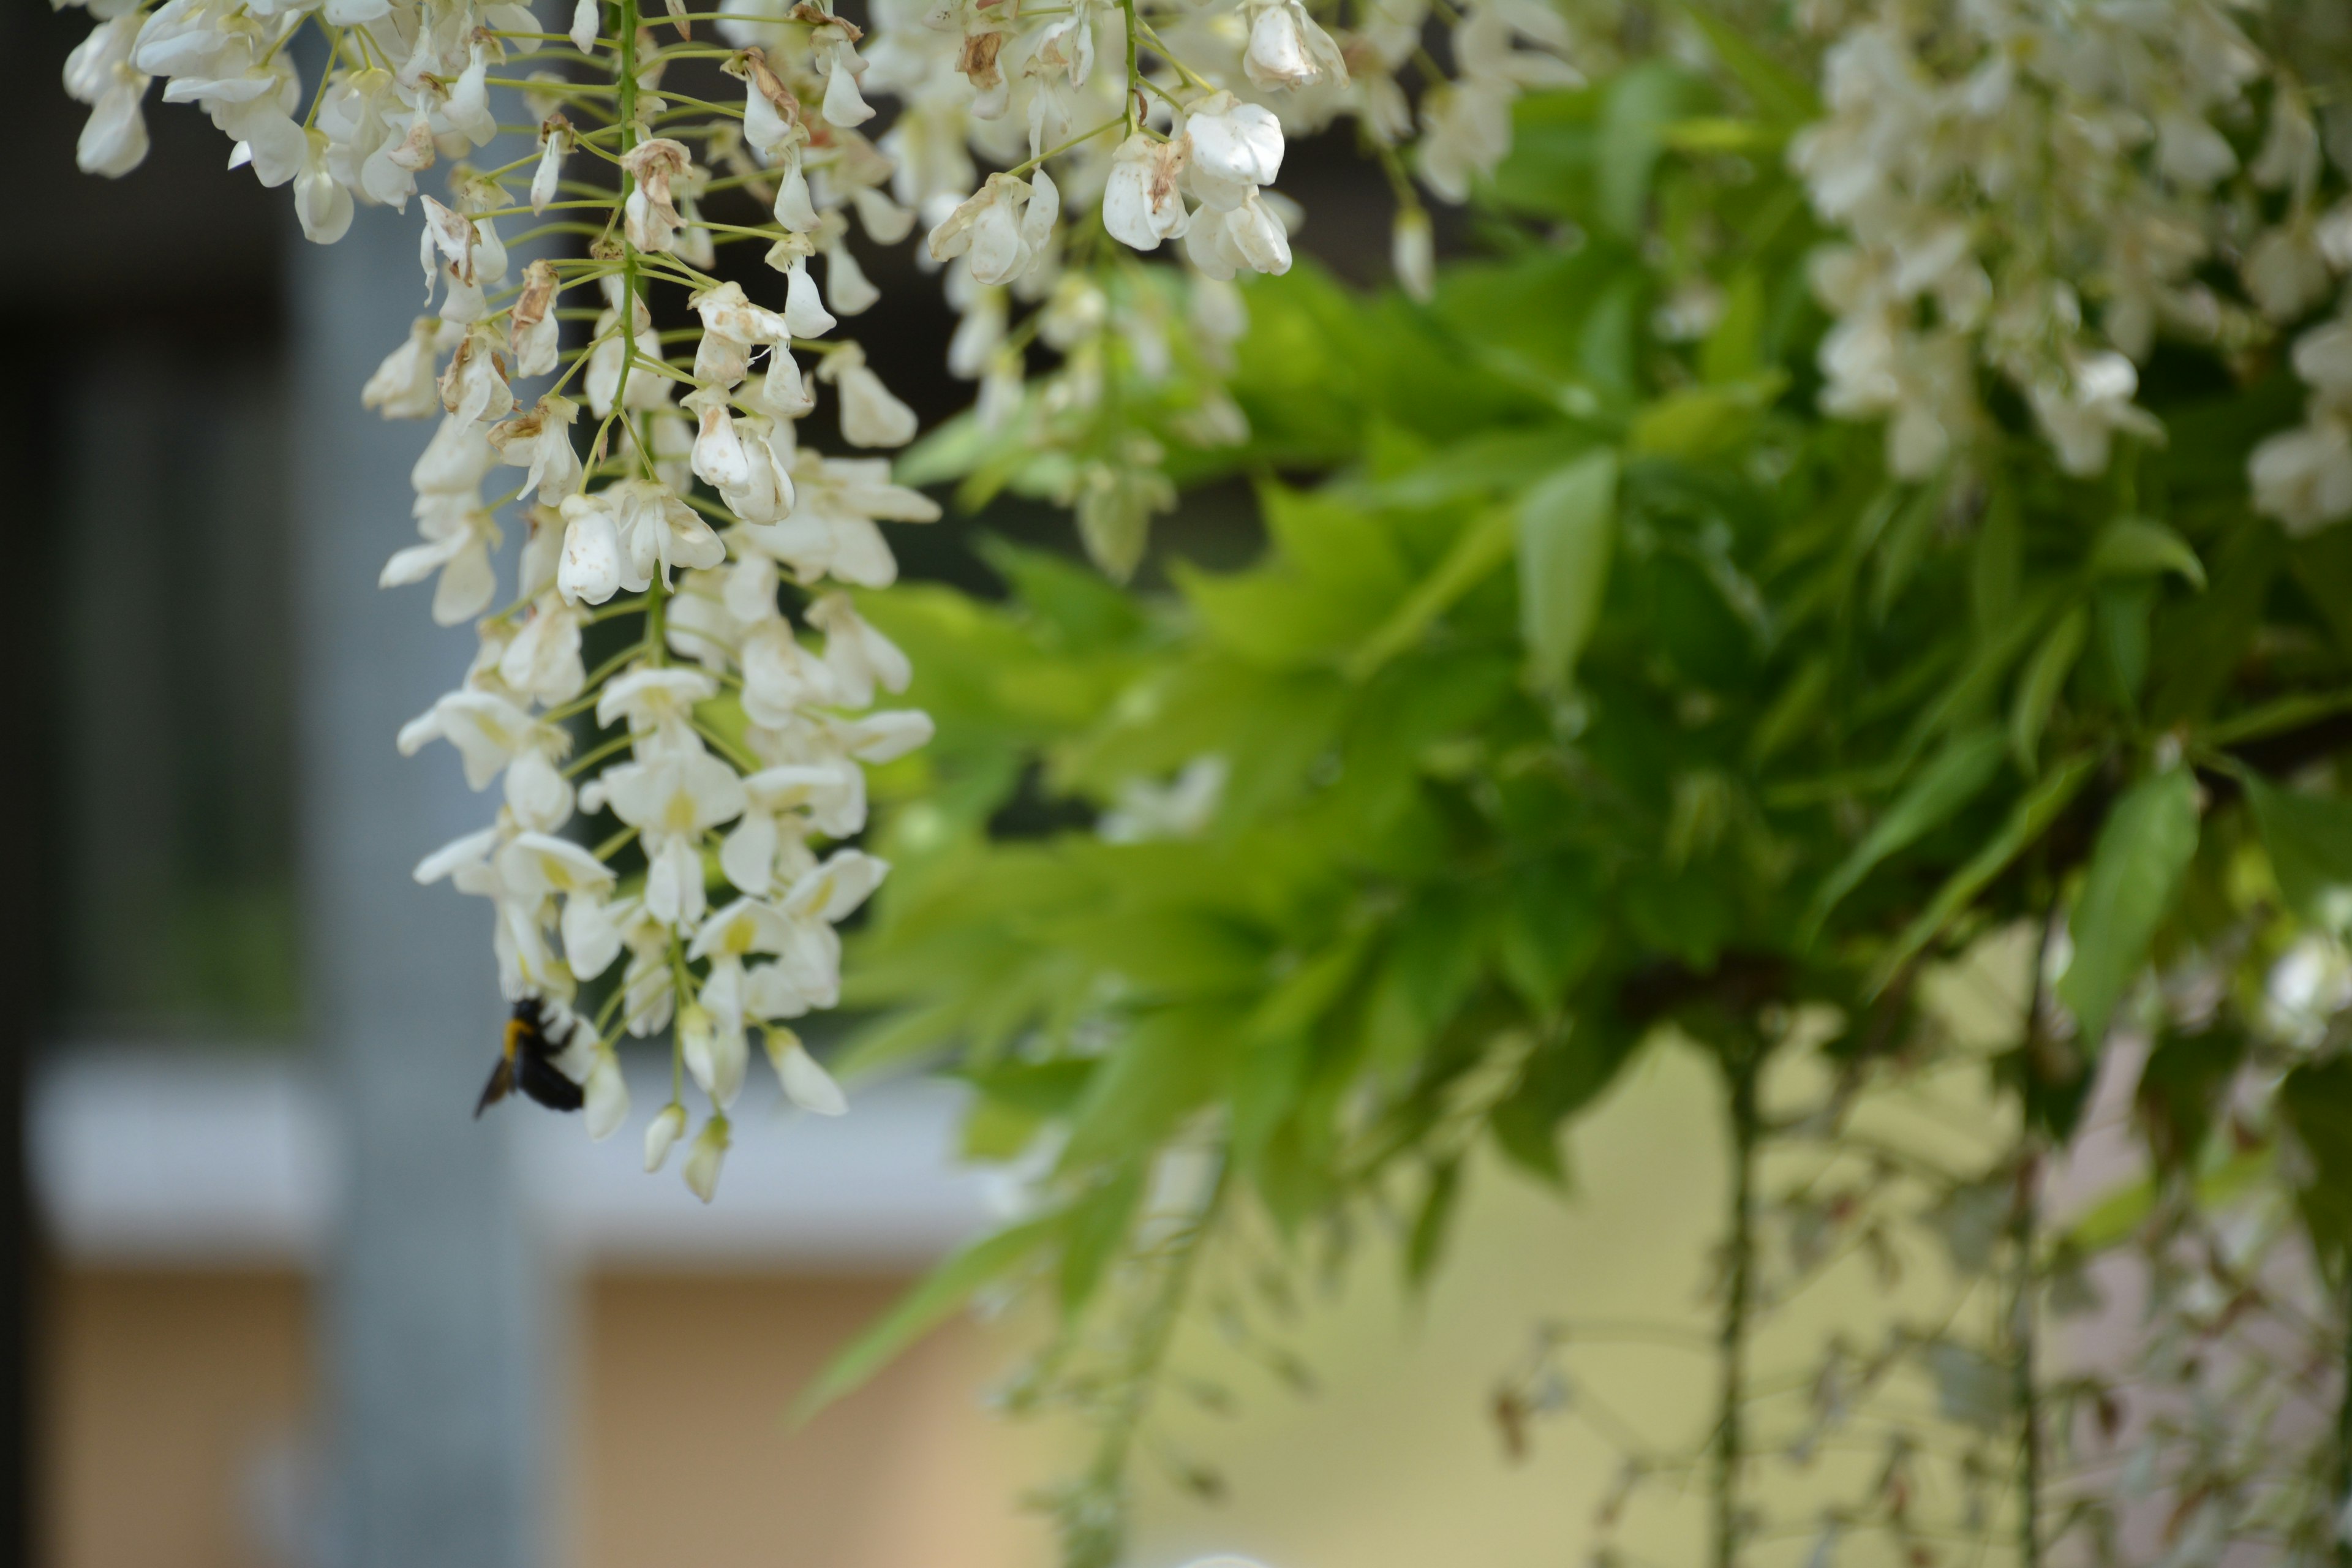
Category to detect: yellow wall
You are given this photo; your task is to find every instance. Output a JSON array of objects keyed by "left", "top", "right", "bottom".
[
  {"left": 40, "top": 1268, "right": 1046, "bottom": 1568},
  {"left": 42, "top": 1271, "right": 311, "bottom": 1568}
]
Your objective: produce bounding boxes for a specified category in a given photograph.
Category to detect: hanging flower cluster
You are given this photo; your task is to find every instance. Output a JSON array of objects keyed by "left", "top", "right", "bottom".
[
  {"left": 1787, "top": 0, "right": 2352, "bottom": 496},
  {"left": 56, "top": 0, "right": 1579, "bottom": 1196}
]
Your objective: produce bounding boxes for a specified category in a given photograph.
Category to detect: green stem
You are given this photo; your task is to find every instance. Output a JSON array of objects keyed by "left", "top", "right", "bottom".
[
  {"left": 2009, "top": 1143, "right": 2042, "bottom": 1568},
  {"left": 1714, "top": 1044, "right": 1760, "bottom": 1568},
  {"left": 1118, "top": 0, "right": 1140, "bottom": 135},
  {"left": 2013, "top": 897, "right": 2056, "bottom": 1568},
  {"left": 2335, "top": 1292, "right": 2352, "bottom": 1568}
]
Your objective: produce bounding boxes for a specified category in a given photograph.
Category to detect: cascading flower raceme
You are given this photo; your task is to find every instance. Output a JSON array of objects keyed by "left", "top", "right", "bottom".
[
  {"left": 58, "top": 0, "right": 1575, "bottom": 1199},
  {"left": 1786, "top": 0, "right": 2352, "bottom": 513}
]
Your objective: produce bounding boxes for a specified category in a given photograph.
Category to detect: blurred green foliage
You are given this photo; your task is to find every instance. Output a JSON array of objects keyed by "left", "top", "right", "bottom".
[{"left": 808, "top": 55, "right": 2352, "bottom": 1565}]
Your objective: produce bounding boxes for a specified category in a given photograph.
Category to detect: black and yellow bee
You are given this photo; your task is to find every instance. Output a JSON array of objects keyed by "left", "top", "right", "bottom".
[{"left": 475, "top": 997, "right": 586, "bottom": 1117}]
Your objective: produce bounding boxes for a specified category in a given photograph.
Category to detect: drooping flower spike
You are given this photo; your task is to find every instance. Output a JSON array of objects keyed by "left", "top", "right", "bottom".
[{"left": 61, "top": 0, "right": 1578, "bottom": 1197}]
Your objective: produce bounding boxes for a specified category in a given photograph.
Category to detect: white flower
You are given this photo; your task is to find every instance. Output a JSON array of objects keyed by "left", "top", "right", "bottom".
[
  {"left": 496, "top": 832, "right": 614, "bottom": 900},
  {"left": 2295, "top": 322, "right": 2352, "bottom": 401},
  {"left": 598, "top": 666, "right": 720, "bottom": 753},
  {"left": 783, "top": 847, "right": 887, "bottom": 923},
  {"left": 582, "top": 1047, "right": 629, "bottom": 1140},
  {"left": 1417, "top": 80, "right": 1512, "bottom": 204},
  {"left": 742, "top": 619, "right": 837, "bottom": 728},
  {"left": 722, "top": 760, "right": 865, "bottom": 892},
  {"left": 64, "top": 15, "right": 140, "bottom": 107},
  {"left": 823, "top": 708, "right": 935, "bottom": 763},
  {"left": 557, "top": 491, "right": 628, "bottom": 605},
  {"left": 767, "top": 1028, "right": 848, "bottom": 1115},
  {"left": 293, "top": 130, "right": 352, "bottom": 243},
  {"left": 824, "top": 238, "right": 883, "bottom": 315},
  {"left": 363, "top": 318, "right": 453, "bottom": 420},
  {"left": 2252, "top": 418, "right": 2352, "bottom": 535},
  {"left": 927, "top": 171, "right": 1054, "bottom": 287},
  {"left": 503, "top": 752, "right": 576, "bottom": 833},
  {"left": 562, "top": 891, "right": 639, "bottom": 981},
  {"left": 437, "top": 323, "right": 514, "bottom": 428},
  {"left": 2155, "top": 112, "right": 2236, "bottom": 189},
  {"left": 782, "top": 255, "right": 837, "bottom": 338},
  {"left": 690, "top": 281, "right": 794, "bottom": 387},
  {"left": 807, "top": 591, "right": 910, "bottom": 707},
  {"left": 488, "top": 396, "right": 582, "bottom": 506},
  {"left": 508, "top": 259, "right": 562, "bottom": 378},
  {"left": 1099, "top": 756, "right": 1228, "bottom": 842},
  {"left": 1104, "top": 133, "right": 1189, "bottom": 251},
  {"left": 609, "top": 478, "right": 728, "bottom": 587},
  {"left": 740, "top": 454, "right": 938, "bottom": 587},
  {"left": 398, "top": 690, "right": 551, "bottom": 790},
  {"left": 1185, "top": 97, "right": 1283, "bottom": 207},
  {"left": 820, "top": 42, "right": 874, "bottom": 127},
  {"left": 1183, "top": 189, "right": 1293, "bottom": 279},
  {"left": 77, "top": 62, "right": 151, "bottom": 176},
  {"left": 584, "top": 279, "right": 671, "bottom": 415},
  {"left": 602, "top": 750, "right": 748, "bottom": 842},
  {"left": 815, "top": 343, "right": 918, "bottom": 447},
  {"left": 498, "top": 596, "right": 587, "bottom": 705},
  {"left": 1243, "top": 0, "right": 1347, "bottom": 89},
  {"left": 2027, "top": 351, "right": 2161, "bottom": 478},
  {"left": 682, "top": 385, "right": 752, "bottom": 492},
  {"left": 620, "top": 138, "right": 693, "bottom": 253},
  {"left": 529, "top": 116, "right": 571, "bottom": 213},
  {"left": 382, "top": 420, "right": 500, "bottom": 624}
]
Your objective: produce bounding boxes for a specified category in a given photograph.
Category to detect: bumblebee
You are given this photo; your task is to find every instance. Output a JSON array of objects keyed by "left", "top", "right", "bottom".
[{"left": 475, "top": 997, "right": 586, "bottom": 1117}]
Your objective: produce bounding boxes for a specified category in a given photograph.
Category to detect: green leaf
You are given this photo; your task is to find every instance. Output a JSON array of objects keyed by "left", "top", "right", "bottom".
[
  {"left": 2056, "top": 767, "right": 2201, "bottom": 1047},
  {"left": 2281, "top": 1058, "right": 2352, "bottom": 1261},
  {"left": 1060, "top": 1165, "right": 1145, "bottom": 1317},
  {"left": 2010, "top": 606, "right": 2087, "bottom": 770},
  {"left": 1517, "top": 450, "right": 1620, "bottom": 690},
  {"left": 1348, "top": 507, "right": 1518, "bottom": 680},
  {"left": 1700, "top": 271, "right": 1765, "bottom": 386},
  {"left": 1626, "top": 374, "right": 1786, "bottom": 458},
  {"left": 1406, "top": 1158, "right": 1465, "bottom": 1289},
  {"left": 1670, "top": 0, "right": 1820, "bottom": 123},
  {"left": 1597, "top": 64, "right": 1696, "bottom": 238},
  {"left": 2242, "top": 771, "right": 2352, "bottom": 930},
  {"left": 1872, "top": 755, "right": 2098, "bottom": 992},
  {"left": 1807, "top": 728, "right": 2007, "bottom": 934},
  {"left": 791, "top": 1214, "right": 1063, "bottom": 1424},
  {"left": 2090, "top": 517, "right": 2207, "bottom": 590},
  {"left": 1059, "top": 1003, "right": 1244, "bottom": 1169}
]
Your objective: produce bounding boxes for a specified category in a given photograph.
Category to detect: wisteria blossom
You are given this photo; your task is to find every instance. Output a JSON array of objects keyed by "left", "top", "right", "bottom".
[
  {"left": 1785, "top": 0, "right": 2352, "bottom": 513},
  {"left": 58, "top": 0, "right": 1575, "bottom": 1200}
]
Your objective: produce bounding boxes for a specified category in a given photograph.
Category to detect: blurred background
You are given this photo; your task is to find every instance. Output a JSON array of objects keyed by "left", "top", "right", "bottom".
[{"left": 0, "top": 7, "right": 1837, "bottom": 1567}]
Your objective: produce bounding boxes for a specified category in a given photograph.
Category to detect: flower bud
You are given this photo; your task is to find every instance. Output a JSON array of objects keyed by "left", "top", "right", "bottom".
[
  {"left": 1392, "top": 207, "right": 1433, "bottom": 302},
  {"left": 644, "top": 1102, "right": 688, "bottom": 1172},
  {"left": 682, "top": 1115, "right": 730, "bottom": 1202},
  {"left": 681, "top": 1001, "right": 748, "bottom": 1109}
]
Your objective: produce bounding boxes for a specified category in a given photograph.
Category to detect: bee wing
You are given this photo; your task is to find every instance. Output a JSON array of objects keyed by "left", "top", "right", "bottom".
[{"left": 475, "top": 1055, "right": 516, "bottom": 1117}]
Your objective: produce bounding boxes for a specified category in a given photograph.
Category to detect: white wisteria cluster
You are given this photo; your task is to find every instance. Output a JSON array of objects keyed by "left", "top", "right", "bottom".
[
  {"left": 1787, "top": 0, "right": 2352, "bottom": 507},
  {"left": 57, "top": 0, "right": 1575, "bottom": 1196}
]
